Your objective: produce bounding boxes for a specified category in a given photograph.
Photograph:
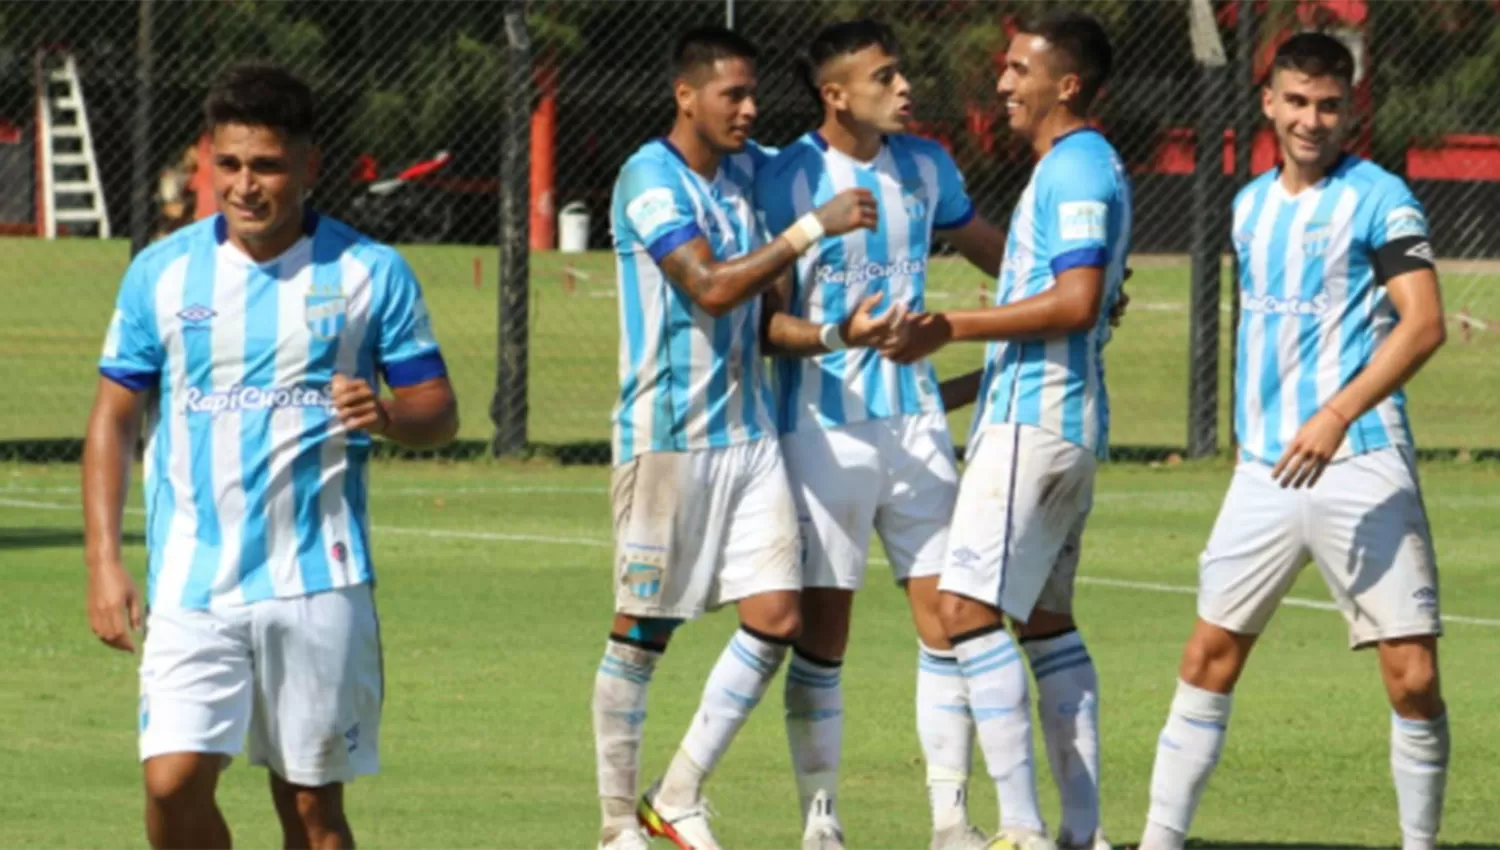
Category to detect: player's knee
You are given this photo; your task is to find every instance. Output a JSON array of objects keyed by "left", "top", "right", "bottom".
[
  {"left": 624, "top": 617, "right": 682, "bottom": 646},
  {"left": 286, "top": 784, "right": 348, "bottom": 837},
  {"left": 1179, "top": 623, "right": 1250, "bottom": 692},
  {"left": 1381, "top": 640, "right": 1442, "bottom": 718},
  {"left": 143, "top": 754, "right": 217, "bottom": 810},
  {"left": 937, "top": 592, "right": 997, "bottom": 639},
  {"left": 744, "top": 598, "right": 801, "bottom": 642}
]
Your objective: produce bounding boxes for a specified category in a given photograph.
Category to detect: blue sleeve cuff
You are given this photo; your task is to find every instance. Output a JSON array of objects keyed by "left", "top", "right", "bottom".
[
  {"left": 646, "top": 223, "right": 703, "bottom": 264},
  {"left": 100, "top": 366, "right": 158, "bottom": 392},
  {"left": 382, "top": 351, "right": 448, "bottom": 388},
  {"left": 934, "top": 200, "right": 976, "bottom": 231},
  {"left": 1050, "top": 247, "right": 1109, "bottom": 277}
]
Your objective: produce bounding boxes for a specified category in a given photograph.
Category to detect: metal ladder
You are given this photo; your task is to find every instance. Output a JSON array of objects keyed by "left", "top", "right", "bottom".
[{"left": 35, "top": 50, "right": 110, "bottom": 239}]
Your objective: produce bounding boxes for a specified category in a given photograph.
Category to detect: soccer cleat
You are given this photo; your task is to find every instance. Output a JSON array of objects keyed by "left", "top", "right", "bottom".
[
  {"left": 931, "top": 823, "right": 992, "bottom": 850},
  {"left": 638, "top": 779, "right": 723, "bottom": 850},
  {"left": 801, "top": 791, "right": 846, "bottom": 850},
  {"left": 993, "top": 829, "right": 1059, "bottom": 850},
  {"left": 598, "top": 827, "right": 652, "bottom": 850},
  {"left": 802, "top": 821, "right": 846, "bottom": 850},
  {"left": 1058, "top": 830, "right": 1111, "bottom": 850}
]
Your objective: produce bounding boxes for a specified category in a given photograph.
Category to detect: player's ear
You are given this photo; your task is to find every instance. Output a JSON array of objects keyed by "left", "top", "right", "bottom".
[
  {"left": 674, "top": 77, "right": 697, "bottom": 117},
  {"left": 822, "top": 80, "right": 848, "bottom": 113},
  {"left": 1057, "top": 71, "right": 1081, "bottom": 109},
  {"left": 303, "top": 142, "right": 322, "bottom": 187},
  {"left": 1260, "top": 82, "right": 1276, "bottom": 122}
]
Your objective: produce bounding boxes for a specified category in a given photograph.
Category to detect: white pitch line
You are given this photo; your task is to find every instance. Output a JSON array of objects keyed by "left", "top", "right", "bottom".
[{"left": 6, "top": 496, "right": 1499, "bottom": 629}]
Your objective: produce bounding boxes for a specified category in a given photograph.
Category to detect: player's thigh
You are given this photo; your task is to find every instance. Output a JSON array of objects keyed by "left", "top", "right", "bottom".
[
  {"left": 781, "top": 422, "right": 883, "bottom": 590},
  {"left": 1030, "top": 505, "right": 1091, "bottom": 624},
  {"left": 938, "top": 424, "right": 1090, "bottom": 623},
  {"left": 247, "top": 584, "right": 383, "bottom": 787},
  {"left": 1308, "top": 448, "right": 1441, "bottom": 649},
  {"left": 610, "top": 449, "right": 718, "bottom": 620},
  {"left": 876, "top": 413, "right": 960, "bottom": 586},
  {"left": 718, "top": 437, "right": 802, "bottom": 610},
  {"left": 139, "top": 604, "right": 255, "bottom": 765},
  {"left": 1197, "top": 461, "right": 1309, "bottom": 636}
]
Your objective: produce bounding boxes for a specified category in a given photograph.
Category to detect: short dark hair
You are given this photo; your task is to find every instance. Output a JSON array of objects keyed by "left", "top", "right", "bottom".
[
  {"left": 1271, "top": 31, "right": 1355, "bottom": 87},
  {"left": 1018, "top": 10, "right": 1113, "bottom": 112},
  {"left": 203, "top": 62, "right": 315, "bottom": 141},
  {"left": 798, "top": 19, "right": 902, "bottom": 108},
  {"left": 670, "top": 26, "right": 758, "bottom": 86}
]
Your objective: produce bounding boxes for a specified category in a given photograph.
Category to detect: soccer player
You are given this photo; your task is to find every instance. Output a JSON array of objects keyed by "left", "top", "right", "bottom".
[
  {"left": 887, "top": 11, "right": 1129, "bottom": 850},
  {"left": 1134, "top": 32, "right": 1449, "bottom": 850},
  {"left": 592, "top": 27, "right": 904, "bottom": 850},
  {"left": 753, "top": 19, "right": 1014, "bottom": 850},
  {"left": 83, "top": 63, "right": 458, "bottom": 850}
]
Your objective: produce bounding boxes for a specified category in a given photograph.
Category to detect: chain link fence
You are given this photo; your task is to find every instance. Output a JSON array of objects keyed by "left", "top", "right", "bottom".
[{"left": 1, "top": 0, "right": 1496, "bottom": 463}]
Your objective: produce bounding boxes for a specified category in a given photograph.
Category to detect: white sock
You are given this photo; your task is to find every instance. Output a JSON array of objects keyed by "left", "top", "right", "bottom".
[
  {"left": 1022, "top": 630, "right": 1101, "bottom": 845},
  {"left": 658, "top": 627, "right": 790, "bottom": 808},
  {"left": 593, "top": 639, "right": 662, "bottom": 841},
  {"left": 953, "top": 626, "right": 1044, "bottom": 835},
  {"left": 1144, "top": 680, "right": 1233, "bottom": 849},
  {"left": 784, "top": 649, "right": 844, "bottom": 822},
  {"left": 1391, "top": 712, "right": 1448, "bottom": 850},
  {"left": 918, "top": 641, "right": 973, "bottom": 832}
]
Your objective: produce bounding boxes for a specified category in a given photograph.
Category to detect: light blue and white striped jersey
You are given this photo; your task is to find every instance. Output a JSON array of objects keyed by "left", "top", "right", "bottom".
[
  {"left": 98, "top": 212, "right": 446, "bottom": 612},
  {"left": 755, "top": 132, "right": 974, "bottom": 433},
  {"left": 971, "top": 128, "right": 1132, "bottom": 460},
  {"left": 1232, "top": 155, "right": 1426, "bottom": 464},
  {"left": 609, "top": 138, "right": 778, "bottom": 464}
]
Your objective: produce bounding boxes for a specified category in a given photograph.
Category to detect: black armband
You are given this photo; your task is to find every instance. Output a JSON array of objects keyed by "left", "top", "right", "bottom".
[{"left": 1373, "top": 235, "right": 1436, "bottom": 284}]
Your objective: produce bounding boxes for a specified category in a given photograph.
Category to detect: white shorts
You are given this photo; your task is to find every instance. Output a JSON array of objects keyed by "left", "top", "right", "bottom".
[
  {"left": 1198, "top": 447, "right": 1441, "bottom": 649},
  {"left": 612, "top": 437, "right": 801, "bottom": 619},
  {"left": 138, "top": 584, "right": 383, "bottom": 787},
  {"left": 940, "top": 423, "right": 1095, "bottom": 622},
  {"left": 781, "top": 413, "right": 959, "bottom": 589}
]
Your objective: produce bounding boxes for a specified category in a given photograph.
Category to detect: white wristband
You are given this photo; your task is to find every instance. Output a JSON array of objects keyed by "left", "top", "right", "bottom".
[
  {"left": 819, "top": 322, "right": 847, "bottom": 351},
  {"left": 782, "top": 212, "right": 826, "bottom": 254}
]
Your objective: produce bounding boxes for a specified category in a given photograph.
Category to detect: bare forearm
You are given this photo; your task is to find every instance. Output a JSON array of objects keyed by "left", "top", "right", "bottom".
[
  {"left": 379, "top": 394, "right": 459, "bottom": 449},
  {"left": 946, "top": 289, "right": 1097, "bottom": 343},
  {"left": 82, "top": 412, "right": 137, "bottom": 575},
  {"left": 672, "top": 238, "right": 802, "bottom": 318},
  {"left": 764, "top": 313, "right": 832, "bottom": 358},
  {"left": 1327, "top": 320, "right": 1445, "bottom": 420}
]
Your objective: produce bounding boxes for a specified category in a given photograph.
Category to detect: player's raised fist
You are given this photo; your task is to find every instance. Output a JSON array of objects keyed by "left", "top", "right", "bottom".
[
  {"left": 814, "top": 188, "right": 879, "bottom": 237},
  {"left": 330, "top": 373, "right": 389, "bottom": 435}
]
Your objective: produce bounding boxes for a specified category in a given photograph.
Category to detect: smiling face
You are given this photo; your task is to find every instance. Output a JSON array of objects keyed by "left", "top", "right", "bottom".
[
  {"left": 996, "top": 32, "right": 1078, "bottom": 143},
  {"left": 1263, "top": 67, "right": 1351, "bottom": 171},
  {"left": 211, "top": 122, "right": 319, "bottom": 256}
]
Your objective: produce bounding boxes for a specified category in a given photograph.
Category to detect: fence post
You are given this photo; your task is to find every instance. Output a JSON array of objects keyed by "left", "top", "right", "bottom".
[
  {"left": 1229, "top": 0, "right": 1257, "bottom": 458},
  {"left": 1187, "top": 0, "right": 1227, "bottom": 458},
  {"left": 130, "top": 0, "right": 154, "bottom": 256},
  {"left": 492, "top": 0, "right": 532, "bottom": 456}
]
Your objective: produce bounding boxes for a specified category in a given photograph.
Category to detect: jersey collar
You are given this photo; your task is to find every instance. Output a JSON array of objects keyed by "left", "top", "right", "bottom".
[{"left": 213, "top": 208, "right": 321, "bottom": 268}]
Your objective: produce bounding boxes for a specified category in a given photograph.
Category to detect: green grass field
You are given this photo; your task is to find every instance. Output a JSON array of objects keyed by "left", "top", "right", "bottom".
[
  {"left": 2, "top": 239, "right": 1498, "bottom": 453},
  {"left": 3, "top": 458, "right": 1500, "bottom": 848}
]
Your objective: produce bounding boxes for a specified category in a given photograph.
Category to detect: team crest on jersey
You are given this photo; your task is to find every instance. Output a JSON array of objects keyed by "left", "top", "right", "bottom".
[
  {"left": 623, "top": 561, "right": 663, "bottom": 600},
  {"left": 903, "top": 193, "right": 927, "bottom": 222},
  {"left": 1301, "top": 221, "right": 1334, "bottom": 254},
  {"left": 305, "top": 281, "right": 346, "bottom": 340}
]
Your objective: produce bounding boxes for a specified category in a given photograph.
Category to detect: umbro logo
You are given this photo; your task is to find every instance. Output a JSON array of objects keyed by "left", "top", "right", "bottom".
[
  {"left": 950, "top": 547, "right": 982, "bottom": 568},
  {"left": 177, "top": 304, "right": 216, "bottom": 324},
  {"left": 1412, "top": 586, "right": 1438, "bottom": 612},
  {"left": 1405, "top": 241, "right": 1435, "bottom": 264}
]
